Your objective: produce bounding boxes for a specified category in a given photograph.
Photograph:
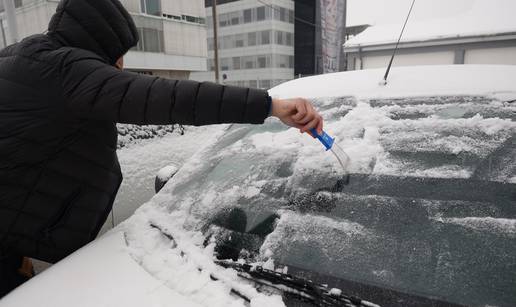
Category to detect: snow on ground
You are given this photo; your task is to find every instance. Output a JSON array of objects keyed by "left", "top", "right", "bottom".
[
  {"left": 345, "top": 0, "right": 516, "bottom": 47},
  {"left": 269, "top": 65, "right": 516, "bottom": 100}
]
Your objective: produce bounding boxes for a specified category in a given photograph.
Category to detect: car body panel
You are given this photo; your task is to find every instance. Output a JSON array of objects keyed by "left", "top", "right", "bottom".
[{"left": 0, "top": 231, "right": 201, "bottom": 307}]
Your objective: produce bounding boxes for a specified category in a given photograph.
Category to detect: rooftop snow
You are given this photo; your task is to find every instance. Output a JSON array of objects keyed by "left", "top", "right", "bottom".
[
  {"left": 345, "top": 0, "right": 516, "bottom": 48},
  {"left": 269, "top": 65, "right": 516, "bottom": 100}
]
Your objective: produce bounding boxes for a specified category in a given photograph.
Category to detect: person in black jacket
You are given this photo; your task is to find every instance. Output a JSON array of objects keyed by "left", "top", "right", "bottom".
[{"left": 0, "top": 0, "right": 323, "bottom": 297}]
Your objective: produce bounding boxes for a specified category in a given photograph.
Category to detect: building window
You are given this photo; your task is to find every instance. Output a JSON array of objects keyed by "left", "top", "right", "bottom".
[
  {"left": 286, "top": 32, "right": 293, "bottom": 46},
  {"left": 259, "top": 80, "right": 271, "bottom": 89},
  {"left": 220, "top": 58, "right": 229, "bottom": 71},
  {"left": 257, "top": 56, "right": 267, "bottom": 68},
  {"left": 243, "top": 56, "right": 255, "bottom": 69},
  {"left": 275, "top": 31, "right": 283, "bottom": 45},
  {"left": 232, "top": 57, "right": 241, "bottom": 70},
  {"left": 288, "top": 9, "right": 295, "bottom": 23},
  {"left": 132, "top": 27, "right": 164, "bottom": 53},
  {"left": 256, "top": 6, "right": 265, "bottom": 21},
  {"left": 182, "top": 15, "right": 204, "bottom": 24},
  {"left": 207, "top": 38, "right": 214, "bottom": 51},
  {"left": 260, "top": 30, "right": 270, "bottom": 45},
  {"left": 219, "top": 14, "right": 228, "bottom": 27},
  {"left": 235, "top": 34, "right": 244, "bottom": 47},
  {"left": 248, "top": 32, "right": 256, "bottom": 46},
  {"left": 279, "top": 7, "right": 286, "bottom": 21},
  {"left": 243, "top": 9, "right": 252, "bottom": 23},
  {"left": 142, "top": 28, "right": 163, "bottom": 52},
  {"left": 140, "top": 0, "right": 161, "bottom": 16},
  {"left": 230, "top": 11, "right": 240, "bottom": 25}
]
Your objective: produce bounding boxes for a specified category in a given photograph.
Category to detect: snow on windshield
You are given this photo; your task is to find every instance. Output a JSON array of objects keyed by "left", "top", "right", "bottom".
[
  {"left": 120, "top": 92, "right": 515, "bottom": 306},
  {"left": 121, "top": 205, "right": 286, "bottom": 307}
]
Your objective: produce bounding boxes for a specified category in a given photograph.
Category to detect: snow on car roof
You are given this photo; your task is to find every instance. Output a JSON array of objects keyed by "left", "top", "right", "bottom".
[
  {"left": 344, "top": 0, "right": 516, "bottom": 48},
  {"left": 269, "top": 65, "right": 516, "bottom": 100}
]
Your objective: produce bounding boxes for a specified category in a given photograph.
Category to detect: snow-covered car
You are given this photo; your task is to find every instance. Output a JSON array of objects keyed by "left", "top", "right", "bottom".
[{"left": 1, "top": 65, "right": 515, "bottom": 307}]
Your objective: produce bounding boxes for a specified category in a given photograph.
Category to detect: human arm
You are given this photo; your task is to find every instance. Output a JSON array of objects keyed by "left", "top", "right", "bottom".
[
  {"left": 59, "top": 50, "right": 323, "bottom": 132},
  {"left": 59, "top": 52, "right": 269, "bottom": 125}
]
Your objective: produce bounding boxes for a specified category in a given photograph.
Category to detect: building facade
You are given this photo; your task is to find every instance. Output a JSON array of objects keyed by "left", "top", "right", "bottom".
[
  {"left": 191, "top": 0, "right": 295, "bottom": 89},
  {"left": 0, "top": 0, "right": 208, "bottom": 79},
  {"left": 294, "top": 0, "right": 347, "bottom": 76},
  {"left": 344, "top": 2, "right": 516, "bottom": 71}
]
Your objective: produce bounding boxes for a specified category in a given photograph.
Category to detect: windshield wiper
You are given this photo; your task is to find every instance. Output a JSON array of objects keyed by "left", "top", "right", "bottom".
[
  {"left": 215, "top": 259, "right": 380, "bottom": 307},
  {"left": 149, "top": 223, "right": 379, "bottom": 307}
]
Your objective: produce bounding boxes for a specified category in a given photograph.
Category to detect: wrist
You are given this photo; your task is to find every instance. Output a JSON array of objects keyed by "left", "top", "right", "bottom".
[
  {"left": 270, "top": 98, "right": 280, "bottom": 118},
  {"left": 267, "top": 95, "right": 273, "bottom": 117}
]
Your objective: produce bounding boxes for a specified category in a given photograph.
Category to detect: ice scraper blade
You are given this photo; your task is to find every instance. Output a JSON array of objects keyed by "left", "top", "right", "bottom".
[{"left": 310, "top": 128, "right": 351, "bottom": 175}]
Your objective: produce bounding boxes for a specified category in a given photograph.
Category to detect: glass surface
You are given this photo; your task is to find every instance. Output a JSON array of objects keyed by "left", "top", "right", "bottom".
[
  {"left": 142, "top": 28, "right": 162, "bottom": 52},
  {"left": 247, "top": 32, "right": 256, "bottom": 46},
  {"left": 275, "top": 31, "right": 283, "bottom": 45},
  {"left": 243, "top": 9, "right": 252, "bottom": 23},
  {"left": 256, "top": 6, "right": 265, "bottom": 21},
  {"left": 257, "top": 56, "right": 266, "bottom": 68},
  {"left": 286, "top": 32, "right": 293, "bottom": 46},
  {"left": 142, "top": 0, "right": 160, "bottom": 16},
  {"left": 260, "top": 30, "right": 270, "bottom": 45},
  {"left": 165, "top": 96, "right": 516, "bottom": 307},
  {"left": 232, "top": 57, "right": 241, "bottom": 70}
]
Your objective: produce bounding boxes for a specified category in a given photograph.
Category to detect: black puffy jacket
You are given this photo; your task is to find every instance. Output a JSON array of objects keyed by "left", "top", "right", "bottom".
[{"left": 0, "top": 0, "right": 270, "bottom": 263}]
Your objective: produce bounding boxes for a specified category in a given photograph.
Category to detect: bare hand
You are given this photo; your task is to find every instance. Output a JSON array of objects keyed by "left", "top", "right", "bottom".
[{"left": 270, "top": 98, "right": 323, "bottom": 135}]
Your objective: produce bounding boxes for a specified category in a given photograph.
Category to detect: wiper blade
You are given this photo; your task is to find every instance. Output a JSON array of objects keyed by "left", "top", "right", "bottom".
[
  {"left": 215, "top": 260, "right": 380, "bottom": 307},
  {"left": 149, "top": 223, "right": 378, "bottom": 306}
]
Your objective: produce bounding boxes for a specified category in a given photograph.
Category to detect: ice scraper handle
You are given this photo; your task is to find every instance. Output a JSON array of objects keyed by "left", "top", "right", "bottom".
[{"left": 310, "top": 128, "right": 335, "bottom": 151}]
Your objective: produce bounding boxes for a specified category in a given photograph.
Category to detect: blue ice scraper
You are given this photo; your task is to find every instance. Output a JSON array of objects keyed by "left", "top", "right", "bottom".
[{"left": 310, "top": 128, "right": 351, "bottom": 176}]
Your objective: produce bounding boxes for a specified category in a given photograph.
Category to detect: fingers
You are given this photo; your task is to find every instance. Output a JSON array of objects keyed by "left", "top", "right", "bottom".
[
  {"left": 292, "top": 99, "right": 323, "bottom": 134},
  {"left": 316, "top": 116, "right": 323, "bottom": 134},
  {"left": 273, "top": 98, "right": 324, "bottom": 134},
  {"left": 300, "top": 114, "right": 323, "bottom": 134},
  {"left": 291, "top": 100, "right": 307, "bottom": 122},
  {"left": 293, "top": 99, "right": 317, "bottom": 125}
]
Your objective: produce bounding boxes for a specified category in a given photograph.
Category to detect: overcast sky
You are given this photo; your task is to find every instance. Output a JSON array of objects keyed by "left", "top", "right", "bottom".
[{"left": 347, "top": 0, "right": 476, "bottom": 26}]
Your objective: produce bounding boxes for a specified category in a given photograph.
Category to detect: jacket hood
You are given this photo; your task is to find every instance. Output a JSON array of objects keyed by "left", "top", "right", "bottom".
[{"left": 48, "top": 0, "right": 139, "bottom": 64}]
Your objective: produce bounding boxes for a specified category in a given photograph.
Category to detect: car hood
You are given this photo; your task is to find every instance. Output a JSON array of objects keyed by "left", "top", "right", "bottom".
[{"left": 0, "top": 231, "right": 203, "bottom": 307}]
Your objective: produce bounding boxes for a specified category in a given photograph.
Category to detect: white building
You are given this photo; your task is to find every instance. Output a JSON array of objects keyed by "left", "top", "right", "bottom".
[
  {"left": 0, "top": 0, "right": 208, "bottom": 79},
  {"left": 191, "top": 0, "right": 295, "bottom": 89},
  {"left": 344, "top": 1, "right": 516, "bottom": 71}
]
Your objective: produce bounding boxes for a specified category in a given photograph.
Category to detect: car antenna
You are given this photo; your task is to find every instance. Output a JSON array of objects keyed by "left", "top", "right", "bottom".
[{"left": 381, "top": 0, "right": 416, "bottom": 86}]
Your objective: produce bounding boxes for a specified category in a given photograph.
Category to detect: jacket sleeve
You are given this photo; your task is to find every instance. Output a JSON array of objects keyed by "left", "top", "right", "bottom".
[{"left": 59, "top": 53, "right": 270, "bottom": 125}]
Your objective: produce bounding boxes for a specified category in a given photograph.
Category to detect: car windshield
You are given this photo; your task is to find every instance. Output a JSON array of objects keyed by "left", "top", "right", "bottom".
[{"left": 163, "top": 95, "right": 516, "bottom": 307}]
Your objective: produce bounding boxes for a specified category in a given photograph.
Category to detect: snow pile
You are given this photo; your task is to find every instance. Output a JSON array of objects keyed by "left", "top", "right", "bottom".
[
  {"left": 345, "top": 0, "right": 516, "bottom": 47},
  {"left": 234, "top": 99, "right": 515, "bottom": 179},
  {"left": 156, "top": 164, "right": 179, "bottom": 182},
  {"left": 434, "top": 217, "right": 516, "bottom": 237},
  {"left": 260, "top": 210, "right": 370, "bottom": 262},
  {"left": 115, "top": 129, "right": 288, "bottom": 306},
  {"left": 269, "top": 65, "right": 516, "bottom": 99},
  {"left": 117, "top": 124, "right": 185, "bottom": 148},
  {"left": 121, "top": 205, "right": 286, "bottom": 307}
]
